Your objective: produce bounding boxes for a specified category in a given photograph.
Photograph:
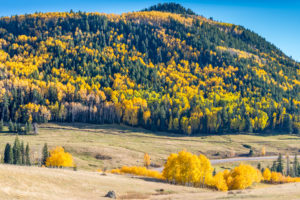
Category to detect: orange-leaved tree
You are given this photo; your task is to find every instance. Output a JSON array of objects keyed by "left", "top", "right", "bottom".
[{"left": 45, "top": 146, "right": 74, "bottom": 168}]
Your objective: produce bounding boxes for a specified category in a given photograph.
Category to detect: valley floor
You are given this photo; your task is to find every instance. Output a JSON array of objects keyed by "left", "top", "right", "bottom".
[
  {"left": 0, "top": 123, "right": 299, "bottom": 171},
  {"left": 1, "top": 123, "right": 300, "bottom": 199}
]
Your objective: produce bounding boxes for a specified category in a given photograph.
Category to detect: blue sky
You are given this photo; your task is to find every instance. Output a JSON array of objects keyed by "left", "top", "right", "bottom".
[{"left": 0, "top": 0, "right": 299, "bottom": 61}]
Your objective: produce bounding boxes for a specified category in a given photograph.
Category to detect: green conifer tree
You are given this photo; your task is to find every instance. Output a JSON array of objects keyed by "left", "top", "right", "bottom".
[
  {"left": 4, "top": 143, "right": 12, "bottom": 164},
  {"left": 0, "top": 119, "right": 3, "bottom": 131},
  {"left": 17, "top": 123, "right": 22, "bottom": 133},
  {"left": 13, "top": 137, "right": 21, "bottom": 165},
  {"left": 25, "top": 143, "right": 31, "bottom": 166},
  {"left": 42, "top": 143, "right": 49, "bottom": 165},
  {"left": 13, "top": 122, "right": 17, "bottom": 133},
  {"left": 277, "top": 153, "right": 283, "bottom": 173},
  {"left": 20, "top": 141, "right": 25, "bottom": 165},
  {"left": 8, "top": 120, "right": 14, "bottom": 132},
  {"left": 286, "top": 155, "right": 290, "bottom": 176},
  {"left": 293, "top": 154, "right": 299, "bottom": 177}
]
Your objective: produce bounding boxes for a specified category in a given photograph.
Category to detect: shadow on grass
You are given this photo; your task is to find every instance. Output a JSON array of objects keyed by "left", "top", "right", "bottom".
[
  {"left": 134, "top": 176, "right": 167, "bottom": 184},
  {"left": 39, "top": 122, "right": 300, "bottom": 140}
]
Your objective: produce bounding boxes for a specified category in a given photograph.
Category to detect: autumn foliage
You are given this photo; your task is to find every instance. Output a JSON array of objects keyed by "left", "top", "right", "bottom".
[
  {"left": 163, "top": 150, "right": 213, "bottom": 187},
  {"left": 110, "top": 166, "right": 164, "bottom": 180},
  {"left": 144, "top": 153, "right": 151, "bottom": 168},
  {"left": 263, "top": 168, "right": 300, "bottom": 184},
  {"left": 162, "top": 151, "right": 262, "bottom": 191},
  {"left": 0, "top": 3, "right": 299, "bottom": 135},
  {"left": 45, "top": 146, "right": 74, "bottom": 168},
  {"left": 108, "top": 150, "right": 300, "bottom": 192}
]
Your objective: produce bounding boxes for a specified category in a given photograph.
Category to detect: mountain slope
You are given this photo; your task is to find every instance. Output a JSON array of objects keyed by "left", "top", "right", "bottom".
[{"left": 0, "top": 3, "right": 299, "bottom": 135}]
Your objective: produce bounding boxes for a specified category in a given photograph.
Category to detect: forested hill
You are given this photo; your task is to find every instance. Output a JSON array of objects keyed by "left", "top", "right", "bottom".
[{"left": 0, "top": 3, "right": 299, "bottom": 135}]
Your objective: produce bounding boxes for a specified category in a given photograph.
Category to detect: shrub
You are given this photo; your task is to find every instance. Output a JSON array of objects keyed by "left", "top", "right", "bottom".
[{"left": 110, "top": 166, "right": 164, "bottom": 180}]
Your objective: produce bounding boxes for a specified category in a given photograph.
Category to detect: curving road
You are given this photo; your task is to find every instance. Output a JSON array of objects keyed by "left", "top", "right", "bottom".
[{"left": 154, "top": 155, "right": 300, "bottom": 172}]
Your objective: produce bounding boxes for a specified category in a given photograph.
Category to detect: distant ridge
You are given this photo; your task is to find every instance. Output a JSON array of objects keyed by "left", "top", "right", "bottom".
[{"left": 142, "top": 2, "right": 196, "bottom": 15}]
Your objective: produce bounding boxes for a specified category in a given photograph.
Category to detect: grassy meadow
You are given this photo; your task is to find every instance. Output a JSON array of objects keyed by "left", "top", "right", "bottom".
[{"left": 0, "top": 123, "right": 299, "bottom": 171}]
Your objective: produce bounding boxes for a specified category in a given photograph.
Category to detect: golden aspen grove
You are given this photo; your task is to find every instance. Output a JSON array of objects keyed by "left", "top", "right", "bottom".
[
  {"left": 0, "top": 3, "right": 299, "bottom": 135},
  {"left": 109, "top": 150, "right": 300, "bottom": 192}
]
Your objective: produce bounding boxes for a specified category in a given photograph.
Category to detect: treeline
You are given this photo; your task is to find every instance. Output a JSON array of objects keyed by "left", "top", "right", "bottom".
[
  {"left": 142, "top": 3, "right": 196, "bottom": 15},
  {"left": 0, "top": 4, "right": 299, "bottom": 135},
  {"left": 268, "top": 154, "right": 300, "bottom": 177},
  {"left": 0, "top": 119, "right": 37, "bottom": 135}
]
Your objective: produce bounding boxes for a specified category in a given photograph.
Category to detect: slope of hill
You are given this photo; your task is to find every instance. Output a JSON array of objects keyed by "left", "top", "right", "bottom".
[
  {"left": 1, "top": 164, "right": 300, "bottom": 200},
  {"left": 0, "top": 3, "right": 299, "bottom": 135}
]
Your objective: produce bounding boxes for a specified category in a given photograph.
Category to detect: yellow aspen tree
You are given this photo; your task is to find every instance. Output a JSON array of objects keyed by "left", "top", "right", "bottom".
[
  {"left": 46, "top": 146, "right": 74, "bottom": 168},
  {"left": 144, "top": 153, "right": 151, "bottom": 168}
]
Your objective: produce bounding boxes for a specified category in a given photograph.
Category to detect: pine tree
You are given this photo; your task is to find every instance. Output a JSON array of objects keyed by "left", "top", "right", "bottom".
[
  {"left": 8, "top": 120, "right": 14, "bottom": 132},
  {"left": 213, "top": 168, "right": 216, "bottom": 176},
  {"left": 25, "top": 143, "right": 31, "bottom": 166},
  {"left": 286, "top": 155, "right": 290, "bottom": 176},
  {"left": 0, "top": 119, "right": 3, "bottom": 131},
  {"left": 276, "top": 153, "right": 283, "bottom": 173},
  {"left": 271, "top": 161, "right": 277, "bottom": 172},
  {"left": 20, "top": 141, "right": 25, "bottom": 165},
  {"left": 293, "top": 154, "right": 299, "bottom": 177},
  {"left": 24, "top": 123, "right": 29, "bottom": 134},
  {"left": 4, "top": 143, "right": 12, "bottom": 164},
  {"left": 13, "top": 137, "right": 21, "bottom": 165},
  {"left": 42, "top": 143, "right": 49, "bottom": 165},
  {"left": 284, "top": 114, "right": 293, "bottom": 134},
  {"left": 17, "top": 123, "right": 22, "bottom": 133},
  {"left": 14, "top": 122, "right": 17, "bottom": 133},
  {"left": 257, "top": 163, "right": 261, "bottom": 170},
  {"left": 246, "top": 115, "right": 253, "bottom": 133}
]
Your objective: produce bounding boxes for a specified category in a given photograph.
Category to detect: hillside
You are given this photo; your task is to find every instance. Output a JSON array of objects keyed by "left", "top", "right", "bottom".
[
  {"left": 1, "top": 164, "right": 300, "bottom": 200},
  {"left": 0, "top": 3, "right": 299, "bottom": 135}
]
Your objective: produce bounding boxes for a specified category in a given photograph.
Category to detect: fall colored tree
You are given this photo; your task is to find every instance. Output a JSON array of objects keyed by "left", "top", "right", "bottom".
[
  {"left": 261, "top": 147, "right": 266, "bottom": 156},
  {"left": 144, "top": 153, "right": 151, "bottom": 168},
  {"left": 46, "top": 146, "right": 74, "bottom": 168}
]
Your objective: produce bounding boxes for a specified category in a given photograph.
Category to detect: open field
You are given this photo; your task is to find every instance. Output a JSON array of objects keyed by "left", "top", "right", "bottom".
[
  {"left": 1, "top": 164, "right": 300, "bottom": 200},
  {"left": 0, "top": 123, "right": 299, "bottom": 171}
]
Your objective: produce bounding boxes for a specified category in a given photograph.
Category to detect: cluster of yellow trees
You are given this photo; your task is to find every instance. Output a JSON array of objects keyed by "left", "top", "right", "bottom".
[
  {"left": 162, "top": 151, "right": 261, "bottom": 191},
  {"left": 45, "top": 146, "right": 74, "bottom": 168},
  {"left": 263, "top": 168, "right": 300, "bottom": 184},
  {"left": 108, "top": 150, "right": 300, "bottom": 192},
  {"left": 210, "top": 164, "right": 262, "bottom": 191}
]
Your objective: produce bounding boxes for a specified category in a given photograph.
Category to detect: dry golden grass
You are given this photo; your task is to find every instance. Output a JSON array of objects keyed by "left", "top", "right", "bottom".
[
  {"left": 1, "top": 164, "right": 300, "bottom": 200},
  {"left": 0, "top": 123, "right": 299, "bottom": 171}
]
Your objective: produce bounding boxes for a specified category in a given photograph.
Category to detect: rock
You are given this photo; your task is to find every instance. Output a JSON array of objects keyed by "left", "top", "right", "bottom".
[
  {"left": 105, "top": 191, "right": 116, "bottom": 199},
  {"left": 157, "top": 188, "right": 164, "bottom": 192}
]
